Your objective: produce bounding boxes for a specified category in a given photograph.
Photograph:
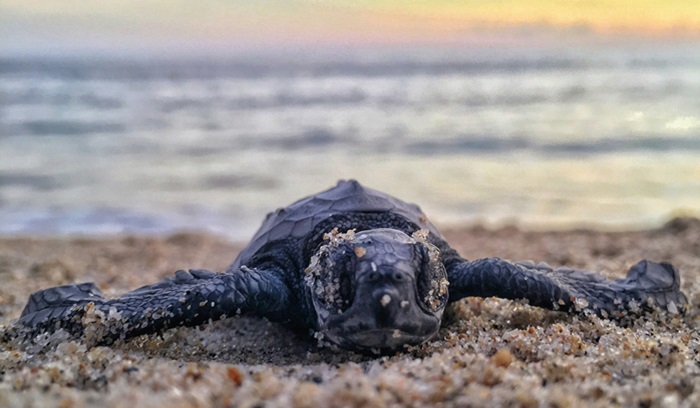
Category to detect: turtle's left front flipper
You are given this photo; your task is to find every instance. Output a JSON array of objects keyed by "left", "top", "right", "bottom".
[
  {"left": 446, "top": 257, "right": 688, "bottom": 317},
  {"left": 17, "top": 267, "right": 290, "bottom": 343}
]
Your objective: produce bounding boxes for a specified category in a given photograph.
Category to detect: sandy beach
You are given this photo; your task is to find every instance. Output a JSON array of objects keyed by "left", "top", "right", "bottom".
[{"left": 0, "top": 219, "right": 698, "bottom": 407}]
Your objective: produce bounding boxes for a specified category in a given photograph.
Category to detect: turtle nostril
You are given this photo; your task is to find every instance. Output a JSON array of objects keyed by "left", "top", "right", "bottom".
[
  {"left": 368, "top": 272, "right": 380, "bottom": 282},
  {"left": 392, "top": 272, "right": 404, "bottom": 282}
]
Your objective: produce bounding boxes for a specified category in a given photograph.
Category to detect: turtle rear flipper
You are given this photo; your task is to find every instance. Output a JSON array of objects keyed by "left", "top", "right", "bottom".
[
  {"left": 19, "top": 282, "right": 106, "bottom": 326},
  {"left": 613, "top": 260, "right": 688, "bottom": 312}
]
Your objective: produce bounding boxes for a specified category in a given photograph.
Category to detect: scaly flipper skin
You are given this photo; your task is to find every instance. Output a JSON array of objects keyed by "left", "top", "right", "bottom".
[
  {"left": 19, "top": 267, "right": 290, "bottom": 343},
  {"left": 446, "top": 257, "right": 687, "bottom": 316}
]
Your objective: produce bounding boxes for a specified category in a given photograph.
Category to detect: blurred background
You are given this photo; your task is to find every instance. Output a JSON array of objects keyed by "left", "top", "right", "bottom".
[{"left": 1, "top": 1, "right": 699, "bottom": 240}]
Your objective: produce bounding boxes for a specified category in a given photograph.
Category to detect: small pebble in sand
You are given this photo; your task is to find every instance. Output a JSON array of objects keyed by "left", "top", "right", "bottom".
[
  {"left": 491, "top": 348, "right": 514, "bottom": 368},
  {"left": 226, "top": 366, "right": 244, "bottom": 386}
]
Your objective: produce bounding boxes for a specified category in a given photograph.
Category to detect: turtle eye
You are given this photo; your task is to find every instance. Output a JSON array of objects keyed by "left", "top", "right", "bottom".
[
  {"left": 415, "top": 243, "right": 449, "bottom": 313},
  {"left": 328, "top": 247, "right": 356, "bottom": 311},
  {"left": 306, "top": 245, "right": 356, "bottom": 313},
  {"left": 337, "top": 255, "right": 355, "bottom": 311}
]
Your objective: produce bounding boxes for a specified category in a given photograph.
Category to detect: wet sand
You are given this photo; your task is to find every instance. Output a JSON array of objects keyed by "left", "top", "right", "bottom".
[{"left": 0, "top": 219, "right": 698, "bottom": 407}]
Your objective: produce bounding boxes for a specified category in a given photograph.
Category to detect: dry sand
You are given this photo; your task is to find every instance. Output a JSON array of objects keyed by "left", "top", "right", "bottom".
[{"left": 0, "top": 219, "right": 698, "bottom": 407}]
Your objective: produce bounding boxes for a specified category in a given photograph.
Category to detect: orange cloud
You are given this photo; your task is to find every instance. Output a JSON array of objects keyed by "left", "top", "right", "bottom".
[{"left": 1, "top": 0, "right": 698, "bottom": 53}]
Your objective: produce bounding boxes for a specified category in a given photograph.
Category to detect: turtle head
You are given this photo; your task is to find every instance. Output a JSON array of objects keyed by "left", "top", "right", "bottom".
[{"left": 305, "top": 228, "right": 448, "bottom": 351}]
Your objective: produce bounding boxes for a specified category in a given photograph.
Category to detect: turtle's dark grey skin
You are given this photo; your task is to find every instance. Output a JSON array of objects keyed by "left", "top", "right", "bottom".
[{"left": 18, "top": 180, "right": 688, "bottom": 351}]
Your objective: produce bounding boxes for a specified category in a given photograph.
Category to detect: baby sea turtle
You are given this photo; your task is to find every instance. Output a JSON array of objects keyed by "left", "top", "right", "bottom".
[{"left": 19, "top": 180, "right": 688, "bottom": 350}]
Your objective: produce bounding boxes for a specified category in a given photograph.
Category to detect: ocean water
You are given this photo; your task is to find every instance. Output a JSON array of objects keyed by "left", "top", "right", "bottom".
[{"left": 1, "top": 46, "right": 700, "bottom": 240}]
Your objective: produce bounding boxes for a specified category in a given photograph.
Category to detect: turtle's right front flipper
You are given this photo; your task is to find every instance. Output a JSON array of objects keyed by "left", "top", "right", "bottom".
[
  {"left": 17, "top": 267, "right": 290, "bottom": 343},
  {"left": 447, "top": 258, "right": 688, "bottom": 317}
]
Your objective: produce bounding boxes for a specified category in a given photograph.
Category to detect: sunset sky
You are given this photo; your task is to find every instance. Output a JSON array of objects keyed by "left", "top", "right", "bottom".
[{"left": 2, "top": 1, "right": 699, "bottom": 56}]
